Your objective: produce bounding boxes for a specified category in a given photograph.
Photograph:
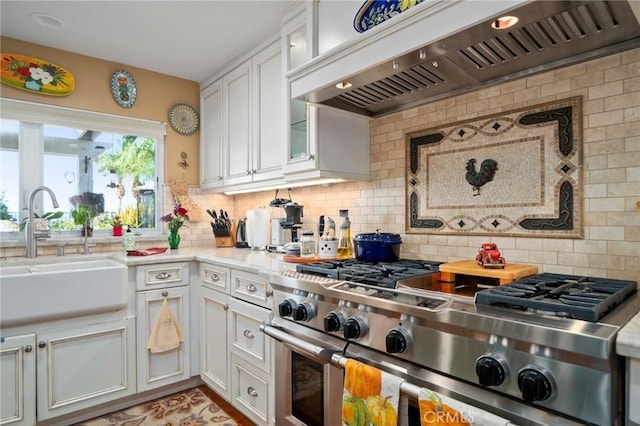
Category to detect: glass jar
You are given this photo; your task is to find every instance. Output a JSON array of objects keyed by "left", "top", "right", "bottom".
[{"left": 300, "top": 230, "right": 315, "bottom": 258}]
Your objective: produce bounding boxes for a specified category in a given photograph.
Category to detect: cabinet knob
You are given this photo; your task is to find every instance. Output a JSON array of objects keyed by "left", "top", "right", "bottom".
[
  {"left": 217, "top": 176, "right": 223, "bottom": 180},
  {"left": 155, "top": 272, "right": 171, "bottom": 280},
  {"left": 247, "top": 386, "right": 258, "bottom": 397},
  {"left": 38, "top": 341, "right": 46, "bottom": 348},
  {"left": 211, "top": 273, "right": 220, "bottom": 281},
  {"left": 224, "top": 304, "right": 229, "bottom": 311},
  {"left": 266, "top": 289, "right": 273, "bottom": 298},
  {"left": 162, "top": 291, "right": 169, "bottom": 297},
  {"left": 246, "top": 284, "right": 257, "bottom": 293},
  {"left": 24, "top": 345, "right": 33, "bottom": 353},
  {"left": 243, "top": 330, "right": 255, "bottom": 339},
  {"left": 246, "top": 169, "right": 252, "bottom": 175}
]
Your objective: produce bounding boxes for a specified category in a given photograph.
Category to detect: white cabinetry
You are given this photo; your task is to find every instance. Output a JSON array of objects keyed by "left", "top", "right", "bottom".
[
  {"left": 1, "top": 320, "right": 134, "bottom": 425},
  {"left": 135, "top": 262, "right": 190, "bottom": 392},
  {"left": 200, "top": 80, "right": 224, "bottom": 189},
  {"left": 200, "top": 264, "right": 274, "bottom": 425},
  {"left": 200, "top": 37, "right": 284, "bottom": 193},
  {"left": 281, "top": 7, "right": 371, "bottom": 183},
  {"left": 0, "top": 334, "right": 35, "bottom": 426},
  {"left": 36, "top": 318, "right": 136, "bottom": 420},
  {"left": 200, "top": 263, "right": 232, "bottom": 400}
]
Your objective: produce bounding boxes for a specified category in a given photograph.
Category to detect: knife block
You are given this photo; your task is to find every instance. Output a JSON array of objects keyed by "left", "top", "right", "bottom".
[{"left": 214, "top": 222, "right": 236, "bottom": 247}]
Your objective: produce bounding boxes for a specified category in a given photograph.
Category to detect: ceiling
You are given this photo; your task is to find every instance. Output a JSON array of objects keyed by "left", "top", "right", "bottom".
[{"left": 0, "top": 1, "right": 297, "bottom": 83}]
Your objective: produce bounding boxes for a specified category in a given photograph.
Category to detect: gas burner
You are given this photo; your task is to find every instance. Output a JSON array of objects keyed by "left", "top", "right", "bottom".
[
  {"left": 296, "top": 259, "right": 443, "bottom": 288},
  {"left": 475, "top": 273, "right": 637, "bottom": 322}
]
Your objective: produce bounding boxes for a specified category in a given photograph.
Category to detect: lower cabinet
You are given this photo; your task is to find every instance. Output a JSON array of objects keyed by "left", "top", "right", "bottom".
[
  {"left": 0, "top": 334, "right": 36, "bottom": 426},
  {"left": 200, "top": 266, "right": 274, "bottom": 425},
  {"left": 0, "top": 318, "right": 136, "bottom": 425},
  {"left": 200, "top": 286, "right": 231, "bottom": 400},
  {"left": 136, "top": 286, "right": 191, "bottom": 391}
]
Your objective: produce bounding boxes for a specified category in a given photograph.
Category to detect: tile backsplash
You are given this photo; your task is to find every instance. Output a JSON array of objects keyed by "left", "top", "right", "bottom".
[{"left": 5, "top": 48, "right": 638, "bottom": 283}]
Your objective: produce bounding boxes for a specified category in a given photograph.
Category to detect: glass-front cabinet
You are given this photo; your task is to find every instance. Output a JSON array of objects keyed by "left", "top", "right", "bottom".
[{"left": 282, "top": 6, "right": 316, "bottom": 173}]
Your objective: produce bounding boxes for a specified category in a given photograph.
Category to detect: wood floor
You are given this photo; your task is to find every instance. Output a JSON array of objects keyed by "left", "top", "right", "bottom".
[{"left": 198, "top": 385, "right": 256, "bottom": 426}]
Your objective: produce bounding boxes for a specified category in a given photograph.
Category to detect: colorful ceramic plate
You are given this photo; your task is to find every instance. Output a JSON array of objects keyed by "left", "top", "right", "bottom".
[
  {"left": 353, "top": 0, "right": 426, "bottom": 33},
  {"left": 111, "top": 69, "right": 137, "bottom": 108},
  {"left": 1, "top": 53, "right": 75, "bottom": 96},
  {"left": 169, "top": 104, "right": 199, "bottom": 135}
]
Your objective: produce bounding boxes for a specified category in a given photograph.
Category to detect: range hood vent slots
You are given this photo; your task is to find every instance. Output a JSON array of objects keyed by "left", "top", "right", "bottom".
[{"left": 312, "top": 0, "right": 640, "bottom": 117}]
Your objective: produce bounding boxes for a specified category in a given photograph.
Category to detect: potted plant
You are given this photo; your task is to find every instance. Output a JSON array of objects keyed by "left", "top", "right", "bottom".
[
  {"left": 111, "top": 215, "right": 124, "bottom": 236},
  {"left": 71, "top": 204, "right": 96, "bottom": 237}
]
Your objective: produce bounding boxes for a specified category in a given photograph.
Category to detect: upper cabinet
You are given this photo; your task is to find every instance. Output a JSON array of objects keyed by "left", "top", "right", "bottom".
[
  {"left": 200, "top": 38, "right": 284, "bottom": 192},
  {"left": 282, "top": 6, "right": 371, "bottom": 183},
  {"left": 200, "top": 81, "right": 223, "bottom": 189}
]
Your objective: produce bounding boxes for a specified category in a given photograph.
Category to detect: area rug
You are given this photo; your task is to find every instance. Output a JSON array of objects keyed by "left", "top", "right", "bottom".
[{"left": 76, "top": 387, "right": 238, "bottom": 426}]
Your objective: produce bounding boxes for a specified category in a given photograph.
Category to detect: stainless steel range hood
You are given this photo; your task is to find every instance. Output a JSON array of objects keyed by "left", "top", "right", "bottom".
[{"left": 292, "top": 0, "right": 640, "bottom": 117}]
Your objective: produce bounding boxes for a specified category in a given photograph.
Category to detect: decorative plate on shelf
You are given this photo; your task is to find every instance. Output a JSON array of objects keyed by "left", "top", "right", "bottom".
[
  {"left": 169, "top": 104, "right": 199, "bottom": 135},
  {"left": 353, "top": 0, "right": 426, "bottom": 33},
  {"left": 111, "top": 69, "right": 137, "bottom": 108}
]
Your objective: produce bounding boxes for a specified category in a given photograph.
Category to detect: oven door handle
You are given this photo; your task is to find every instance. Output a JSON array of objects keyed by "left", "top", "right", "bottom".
[{"left": 261, "top": 324, "right": 338, "bottom": 363}]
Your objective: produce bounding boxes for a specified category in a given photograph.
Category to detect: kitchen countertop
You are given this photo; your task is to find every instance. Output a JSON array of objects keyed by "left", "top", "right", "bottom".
[
  {"left": 617, "top": 311, "right": 640, "bottom": 359},
  {"left": 1, "top": 246, "right": 296, "bottom": 276}
]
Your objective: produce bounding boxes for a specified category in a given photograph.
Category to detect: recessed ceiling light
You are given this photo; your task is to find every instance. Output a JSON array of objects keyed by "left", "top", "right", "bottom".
[
  {"left": 336, "top": 82, "right": 352, "bottom": 90},
  {"left": 29, "top": 13, "right": 64, "bottom": 29},
  {"left": 491, "top": 16, "right": 518, "bottom": 30}
]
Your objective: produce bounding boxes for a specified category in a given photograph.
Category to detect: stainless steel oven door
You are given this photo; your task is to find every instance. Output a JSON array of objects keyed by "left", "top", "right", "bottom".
[{"left": 261, "top": 321, "right": 344, "bottom": 426}]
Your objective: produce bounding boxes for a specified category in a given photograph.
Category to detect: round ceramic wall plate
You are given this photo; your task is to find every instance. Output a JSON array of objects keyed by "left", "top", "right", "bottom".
[
  {"left": 169, "top": 104, "right": 199, "bottom": 135},
  {"left": 111, "top": 69, "right": 137, "bottom": 108}
]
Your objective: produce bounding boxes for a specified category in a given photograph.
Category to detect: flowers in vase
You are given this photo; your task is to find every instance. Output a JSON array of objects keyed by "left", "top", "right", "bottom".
[{"left": 160, "top": 201, "right": 189, "bottom": 233}]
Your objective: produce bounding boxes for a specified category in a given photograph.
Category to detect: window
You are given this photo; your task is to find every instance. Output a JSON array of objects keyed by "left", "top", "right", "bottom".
[{"left": 0, "top": 98, "right": 165, "bottom": 237}]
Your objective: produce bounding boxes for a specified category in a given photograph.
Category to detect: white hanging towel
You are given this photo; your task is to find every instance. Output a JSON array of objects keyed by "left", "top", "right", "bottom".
[{"left": 147, "top": 297, "right": 184, "bottom": 353}]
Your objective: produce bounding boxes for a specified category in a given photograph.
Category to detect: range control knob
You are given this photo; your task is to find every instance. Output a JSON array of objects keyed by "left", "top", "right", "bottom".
[
  {"left": 517, "top": 367, "right": 553, "bottom": 402},
  {"left": 292, "top": 303, "right": 315, "bottom": 322},
  {"left": 324, "top": 311, "right": 346, "bottom": 332},
  {"left": 278, "top": 299, "right": 297, "bottom": 317},
  {"left": 385, "top": 328, "right": 412, "bottom": 353},
  {"left": 476, "top": 355, "right": 507, "bottom": 387},
  {"left": 343, "top": 317, "right": 368, "bottom": 340}
]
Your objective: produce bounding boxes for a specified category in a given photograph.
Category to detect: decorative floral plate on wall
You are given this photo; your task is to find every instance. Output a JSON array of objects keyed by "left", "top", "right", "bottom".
[
  {"left": 354, "top": 0, "right": 426, "bottom": 33},
  {"left": 1, "top": 53, "right": 75, "bottom": 96},
  {"left": 169, "top": 104, "right": 199, "bottom": 135},
  {"left": 111, "top": 69, "right": 137, "bottom": 108}
]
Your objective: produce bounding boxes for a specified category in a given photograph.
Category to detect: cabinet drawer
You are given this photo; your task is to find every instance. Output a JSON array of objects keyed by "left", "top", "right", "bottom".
[
  {"left": 231, "top": 270, "right": 273, "bottom": 309},
  {"left": 231, "top": 353, "right": 271, "bottom": 425},
  {"left": 230, "top": 298, "right": 271, "bottom": 373},
  {"left": 136, "top": 262, "right": 189, "bottom": 291},
  {"left": 200, "top": 263, "right": 231, "bottom": 293}
]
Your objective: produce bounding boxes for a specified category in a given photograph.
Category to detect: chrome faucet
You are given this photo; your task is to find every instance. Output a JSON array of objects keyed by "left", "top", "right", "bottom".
[{"left": 26, "top": 186, "right": 60, "bottom": 258}]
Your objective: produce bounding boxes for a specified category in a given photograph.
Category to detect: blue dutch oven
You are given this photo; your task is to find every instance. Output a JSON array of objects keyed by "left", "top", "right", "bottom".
[{"left": 353, "top": 231, "right": 402, "bottom": 262}]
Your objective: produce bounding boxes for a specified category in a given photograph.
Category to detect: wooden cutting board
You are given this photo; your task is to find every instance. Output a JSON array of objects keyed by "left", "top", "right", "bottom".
[{"left": 439, "top": 260, "right": 538, "bottom": 285}]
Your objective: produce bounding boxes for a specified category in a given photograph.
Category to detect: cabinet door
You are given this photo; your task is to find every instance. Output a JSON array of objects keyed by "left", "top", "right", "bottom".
[
  {"left": 36, "top": 318, "right": 135, "bottom": 420},
  {"left": 200, "top": 286, "right": 231, "bottom": 400},
  {"left": 223, "top": 61, "right": 252, "bottom": 186},
  {"left": 252, "top": 41, "right": 284, "bottom": 183},
  {"left": 136, "top": 287, "right": 190, "bottom": 391},
  {"left": 0, "top": 334, "right": 36, "bottom": 426},
  {"left": 200, "top": 80, "right": 224, "bottom": 189}
]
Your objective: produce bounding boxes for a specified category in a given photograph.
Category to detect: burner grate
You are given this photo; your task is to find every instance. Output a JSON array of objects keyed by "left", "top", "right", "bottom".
[
  {"left": 475, "top": 273, "right": 637, "bottom": 322},
  {"left": 296, "top": 259, "right": 442, "bottom": 287}
]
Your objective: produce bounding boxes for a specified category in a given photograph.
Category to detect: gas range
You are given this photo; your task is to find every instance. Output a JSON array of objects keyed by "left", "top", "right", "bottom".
[{"left": 267, "top": 259, "right": 639, "bottom": 425}]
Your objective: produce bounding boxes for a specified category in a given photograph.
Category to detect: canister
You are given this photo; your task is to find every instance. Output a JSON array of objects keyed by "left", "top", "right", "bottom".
[{"left": 300, "top": 230, "right": 315, "bottom": 258}]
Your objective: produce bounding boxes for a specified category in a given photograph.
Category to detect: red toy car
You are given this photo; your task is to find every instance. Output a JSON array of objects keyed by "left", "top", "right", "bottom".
[{"left": 476, "top": 243, "right": 506, "bottom": 268}]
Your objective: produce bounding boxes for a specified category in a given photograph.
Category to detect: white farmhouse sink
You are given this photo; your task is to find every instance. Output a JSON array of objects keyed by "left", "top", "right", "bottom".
[{"left": 0, "top": 259, "right": 127, "bottom": 327}]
